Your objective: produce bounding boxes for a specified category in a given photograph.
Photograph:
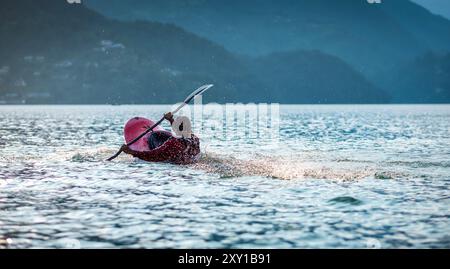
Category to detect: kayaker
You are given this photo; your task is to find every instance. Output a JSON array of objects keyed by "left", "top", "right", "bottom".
[
  {"left": 146, "top": 112, "right": 175, "bottom": 150},
  {"left": 120, "top": 113, "right": 200, "bottom": 164},
  {"left": 107, "top": 84, "right": 212, "bottom": 162}
]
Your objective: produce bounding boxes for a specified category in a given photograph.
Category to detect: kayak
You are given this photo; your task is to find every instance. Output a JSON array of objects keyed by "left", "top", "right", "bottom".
[{"left": 122, "top": 117, "right": 201, "bottom": 164}]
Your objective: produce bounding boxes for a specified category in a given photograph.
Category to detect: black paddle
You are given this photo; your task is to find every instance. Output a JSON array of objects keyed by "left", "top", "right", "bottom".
[{"left": 107, "top": 84, "right": 213, "bottom": 161}]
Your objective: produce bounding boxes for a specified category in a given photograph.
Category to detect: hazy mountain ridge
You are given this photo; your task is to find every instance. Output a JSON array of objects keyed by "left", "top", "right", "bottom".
[
  {"left": 85, "top": 0, "right": 450, "bottom": 103},
  {"left": 85, "top": 0, "right": 449, "bottom": 71},
  {"left": 0, "top": 0, "right": 263, "bottom": 103},
  {"left": 381, "top": 0, "right": 450, "bottom": 52},
  {"left": 249, "top": 50, "right": 387, "bottom": 103},
  {"left": 389, "top": 52, "right": 450, "bottom": 103},
  {"left": 0, "top": 0, "right": 388, "bottom": 104}
]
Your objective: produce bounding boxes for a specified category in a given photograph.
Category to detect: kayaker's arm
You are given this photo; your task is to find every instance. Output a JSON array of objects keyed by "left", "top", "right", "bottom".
[
  {"left": 164, "top": 112, "right": 174, "bottom": 125},
  {"left": 120, "top": 144, "right": 133, "bottom": 155}
]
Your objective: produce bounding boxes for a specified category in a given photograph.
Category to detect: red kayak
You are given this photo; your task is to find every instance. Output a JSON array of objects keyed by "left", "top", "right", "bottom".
[{"left": 121, "top": 117, "right": 200, "bottom": 164}]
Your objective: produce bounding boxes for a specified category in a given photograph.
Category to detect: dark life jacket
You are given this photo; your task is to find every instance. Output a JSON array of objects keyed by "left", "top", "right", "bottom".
[{"left": 147, "top": 131, "right": 173, "bottom": 150}]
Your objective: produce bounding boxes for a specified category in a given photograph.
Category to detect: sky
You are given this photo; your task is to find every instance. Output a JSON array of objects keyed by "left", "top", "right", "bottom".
[{"left": 412, "top": 0, "right": 450, "bottom": 19}]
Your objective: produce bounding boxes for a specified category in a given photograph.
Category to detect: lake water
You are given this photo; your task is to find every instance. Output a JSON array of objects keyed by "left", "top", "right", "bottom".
[{"left": 0, "top": 105, "right": 449, "bottom": 249}]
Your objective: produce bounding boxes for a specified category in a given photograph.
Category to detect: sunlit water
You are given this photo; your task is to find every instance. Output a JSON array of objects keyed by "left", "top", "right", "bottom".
[{"left": 0, "top": 105, "right": 449, "bottom": 249}]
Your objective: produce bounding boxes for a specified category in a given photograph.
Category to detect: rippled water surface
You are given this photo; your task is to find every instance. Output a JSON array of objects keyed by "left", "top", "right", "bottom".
[{"left": 0, "top": 105, "right": 449, "bottom": 248}]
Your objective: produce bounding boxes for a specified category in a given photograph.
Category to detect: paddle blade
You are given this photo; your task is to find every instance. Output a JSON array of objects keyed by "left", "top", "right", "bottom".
[
  {"left": 183, "top": 84, "right": 214, "bottom": 104},
  {"left": 172, "top": 84, "right": 213, "bottom": 114}
]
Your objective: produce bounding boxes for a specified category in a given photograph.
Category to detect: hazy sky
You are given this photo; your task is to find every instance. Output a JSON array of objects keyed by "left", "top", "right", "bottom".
[{"left": 412, "top": 0, "right": 450, "bottom": 19}]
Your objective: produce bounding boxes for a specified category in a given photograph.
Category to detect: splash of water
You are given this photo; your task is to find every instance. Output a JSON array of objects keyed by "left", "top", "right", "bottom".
[
  {"left": 191, "top": 152, "right": 376, "bottom": 180},
  {"left": 60, "top": 148, "right": 406, "bottom": 181}
]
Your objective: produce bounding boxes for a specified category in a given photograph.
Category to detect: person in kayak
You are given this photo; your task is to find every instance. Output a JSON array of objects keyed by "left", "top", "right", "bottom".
[
  {"left": 107, "top": 84, "right": 213, "bottom": 162},
  {"left": 120, "top": 112, "right": 200, "bottom": 164},
  {"left": 147, "top": 112, "right": 175, "bottom": 150}
]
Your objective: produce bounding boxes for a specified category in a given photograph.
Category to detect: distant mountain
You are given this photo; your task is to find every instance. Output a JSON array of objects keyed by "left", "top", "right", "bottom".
[
  {"left": 85, "top": 0, "right": 450, "bottom": 74},
  {"left": 410, "top": 0, "right": 450, "bottom": 20},
  {"left": 388, "top": 52, "right": 450, "bottom": 103},
  {"left": 249, "top": 50, "right": 387, "bottom": 104},
  {"left": 381, "top": 0, "right": 450, "bottom": 53},
  {"left": 85, "top": 0, "right": 450, "bottom": 103},
  {"left": 0, "top": 0, "right": 388, "bottom": 104},
  {"left": 0, "top": 0, "right": 265, "bottom": 104}
]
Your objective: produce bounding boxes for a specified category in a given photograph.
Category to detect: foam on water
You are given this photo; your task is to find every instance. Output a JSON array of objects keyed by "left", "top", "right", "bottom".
[
  {"left": 192, "top": 153, "right": 375, "bottom": 180},
  {"left": 62, "top": 148, "right": 382, "bottom": 180}
]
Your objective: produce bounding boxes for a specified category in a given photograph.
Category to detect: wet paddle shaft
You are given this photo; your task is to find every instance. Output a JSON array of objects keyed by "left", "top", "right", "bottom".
[{"left": 107, "top": 84, "right": 213, "bottom": 161}]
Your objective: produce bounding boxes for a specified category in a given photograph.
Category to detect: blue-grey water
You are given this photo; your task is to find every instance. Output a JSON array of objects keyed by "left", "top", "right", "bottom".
[{"left": 0, "top": 105, "right": 449, "bottom": 249}]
